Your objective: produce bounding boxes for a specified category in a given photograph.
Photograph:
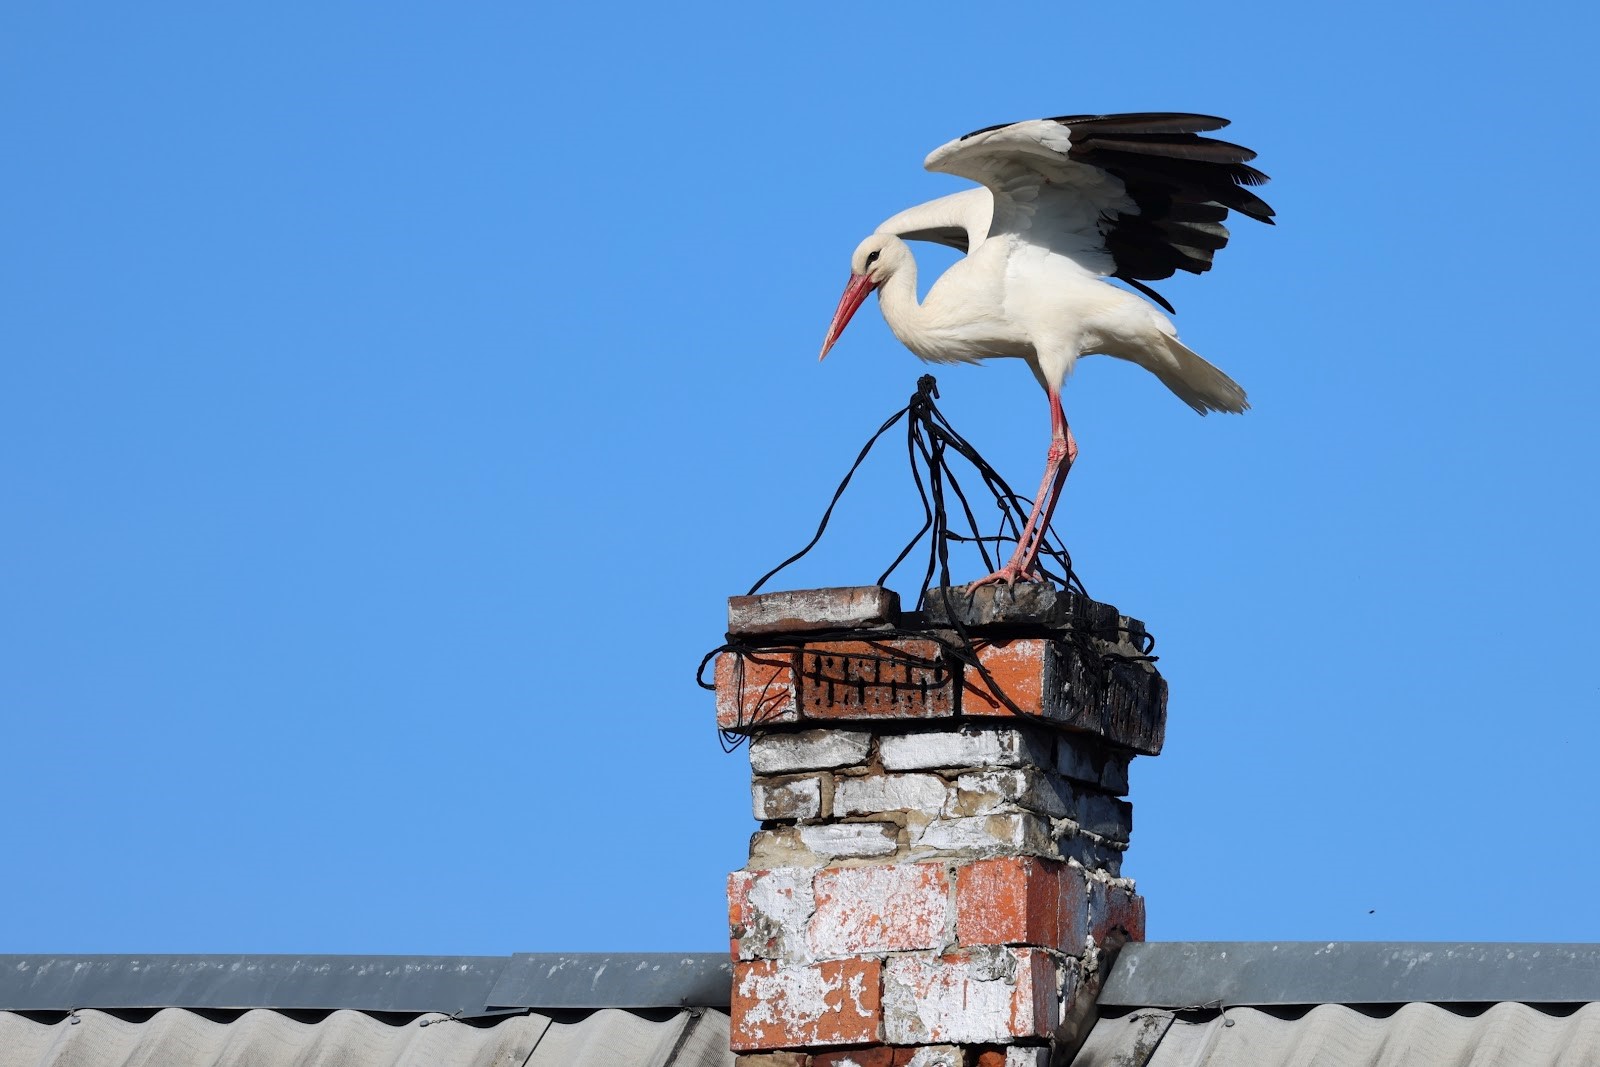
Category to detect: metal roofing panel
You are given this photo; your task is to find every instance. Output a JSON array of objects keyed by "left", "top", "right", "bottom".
[
  {"left": 0, "top": 953, "right": 733, "bottom": 1015},
  {"left": 1100, "top": 942, "right": 1600, "bottom": 1007},
  {"left": 0, "top": 955, "right": 509, "bottom": 1015},
  {"left": 488, "top": 954, "right": 734, "bottom": 1009},
  {"left": 1073, "top": 1002, "right": 1600, "bottom": 1067},
  {"left": 0, "top": 1006, "right": 735, "bottom": 1067}
]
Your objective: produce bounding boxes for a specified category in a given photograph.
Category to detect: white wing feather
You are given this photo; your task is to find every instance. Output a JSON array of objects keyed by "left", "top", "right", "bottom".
[
  {"left": 922, "top": 120, "right": 1137, "bottom": 277},
  {"left": 875, "top": 188, "right": 993, "bottom": 254}
]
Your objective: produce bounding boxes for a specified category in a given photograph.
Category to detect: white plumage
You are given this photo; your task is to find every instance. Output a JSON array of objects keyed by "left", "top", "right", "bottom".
[{"left": 819, "top": 112, "right": 1273, "bottom": 584}]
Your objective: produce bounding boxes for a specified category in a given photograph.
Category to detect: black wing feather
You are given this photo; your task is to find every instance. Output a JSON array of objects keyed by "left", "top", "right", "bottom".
[
  {"left": 952, "top": 111, "right": 1274, "bottom": 309},
  {"left": 1063, "top": 114, "right": 1275, "bottom": 295}
]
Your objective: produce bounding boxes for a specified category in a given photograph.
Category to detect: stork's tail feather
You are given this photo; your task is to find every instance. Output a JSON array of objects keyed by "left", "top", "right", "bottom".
[{"left": 1154, "top": 334, "right": 1249, "bottom": 415}]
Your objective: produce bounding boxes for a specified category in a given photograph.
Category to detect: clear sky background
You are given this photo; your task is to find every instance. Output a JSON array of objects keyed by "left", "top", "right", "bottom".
[{"left": 4, "top": 2, "right": 1597, "bottom": 954}]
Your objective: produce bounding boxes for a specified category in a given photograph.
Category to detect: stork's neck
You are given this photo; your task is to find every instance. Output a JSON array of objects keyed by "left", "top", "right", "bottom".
[{"left": 875, "top": 255, "right": 925, "bottom": 350}]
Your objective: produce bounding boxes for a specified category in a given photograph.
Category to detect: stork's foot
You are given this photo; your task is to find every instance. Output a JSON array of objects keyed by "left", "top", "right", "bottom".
[{"left": 965, "top": 561, "right": 1047, "bottom": 589}]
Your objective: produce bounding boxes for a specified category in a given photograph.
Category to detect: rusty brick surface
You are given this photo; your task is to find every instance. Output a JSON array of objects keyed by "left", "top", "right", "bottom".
[
  {"left": 955, "top": 857, "right": 1087, "bottom": 954},
  {"left": 718, "top": 648, "right": 800, "bottom": 731},
  {"left": 732, "top": 958, "right": 883, "bottom": 1050},
  {"left": 798, "top": 639, "right": 955, "bottom": 721},
  {"left": 730, "top": 586, "right": 901, "bottom": 636},
  {"left": 882, "top": 948, "right": 1057, "bottom": 1044},
  {"left": 809, "top": 863, "right": 951, "bottom": 958}
]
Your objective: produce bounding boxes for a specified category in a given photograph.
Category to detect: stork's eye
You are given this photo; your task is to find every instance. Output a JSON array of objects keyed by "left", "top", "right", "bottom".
[{"left": 865, "top": 250, "right": 881, "bottom": 267}]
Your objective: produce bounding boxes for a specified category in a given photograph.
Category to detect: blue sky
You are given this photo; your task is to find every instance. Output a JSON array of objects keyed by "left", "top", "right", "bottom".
[{"left": 3, "top": 2, "right": 1596, "bottom": 953}]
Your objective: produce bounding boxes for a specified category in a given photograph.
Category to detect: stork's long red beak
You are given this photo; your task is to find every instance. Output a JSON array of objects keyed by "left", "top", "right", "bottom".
[{"left": 819, "top": 273, "right": 879, "bottom": 360}]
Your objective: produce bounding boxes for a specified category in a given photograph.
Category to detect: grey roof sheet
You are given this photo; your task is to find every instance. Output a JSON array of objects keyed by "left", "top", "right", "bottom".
[
  {"left": 0, "top": 953, "right": 732, "bottom": 1016},
  {"left": 0, "top": 1005, "right": 734, "bottom": 1067},
  {"left": 1073, "top": 1002, "right": 1600, "bottom": 1067},
  {"left": 1101, "top": 942, "right": 1600, "bottom": 1007}
]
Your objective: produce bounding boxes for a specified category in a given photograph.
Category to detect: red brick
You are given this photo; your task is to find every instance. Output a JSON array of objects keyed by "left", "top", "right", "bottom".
[
  {"left": 1088, "top": 881, "right": 1146, "bottom": 946},
  {"left": 962, "top": 639, "right": 1049, "bottom": 717},
  {"left": 718, "top": 648, "right": 800, "bottom": 730},
  {"left": 809, "top": 863, "right": 950, "bottom": 958},
  {"left": 798, "top": 639, "right": 955, "bottom": 721},
  {"left": 956, "top": 857, "right": 1087, "bottom": 954},
  {"left": 732, "top": 958, "right": 883, "bottom": 1050}
]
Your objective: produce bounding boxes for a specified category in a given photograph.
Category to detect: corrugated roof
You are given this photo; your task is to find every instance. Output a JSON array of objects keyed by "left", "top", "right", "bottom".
[
  {"left": 1073, "top": 1002, "right": 1600, "bottom": 1067},
  {"left": 0, "top": 1005, "right": 733, "bottom": 1067},
  {"left": 0, "top": 953, "right": 735, "bottom": 1067}
]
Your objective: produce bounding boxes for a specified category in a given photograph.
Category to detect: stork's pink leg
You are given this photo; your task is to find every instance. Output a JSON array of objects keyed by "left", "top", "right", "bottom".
[{"left": 970, "top": 390, "right": 1077, "bottom": 587}]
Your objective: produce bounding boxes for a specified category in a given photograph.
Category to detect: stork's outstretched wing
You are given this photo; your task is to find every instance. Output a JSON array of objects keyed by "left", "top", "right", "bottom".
[
  {"left": 921, "top": 112, "right": 1273, "bottom": 310},
  {"left": 875, "top": 188, "right": 992, "bottom": 254}
]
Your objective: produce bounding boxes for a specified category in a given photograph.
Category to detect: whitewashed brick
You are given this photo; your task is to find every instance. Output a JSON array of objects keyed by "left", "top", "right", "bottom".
[
  {"left": 948, "top": 768, "right": 1074, "bottom": 819},
  {"left": 879, "top": 728, "right": 1050, "bottom": 771},
  {"left": 798, "top": 822, "right": 899, "bottom": 858},
  {"left": 751, "top": 729, "right": 870, "bottom": 773},
  {"left": 753, "top": 776, "right": 825, "bottom": 821},
  {"left": 835, "top": 773, "right": 948, "bottom": 816},
  {"left": 883, "top": 947, "right": 1054, "bottom": 1043},
  {"left": 808, "top": 863, "right": 949, "bottom": 958},
  {"left": 733, "top": 867, "right": 816, "bottom": 963},
  {"left": 1003, "top": 1049, "right": 1051, "bottom": 1067},
  {"left": 913, "top": 812, "right": 1054, "bottom": 856},
  {"left": 903, "top": 1047, "right": 963, "bottom": 1067}
]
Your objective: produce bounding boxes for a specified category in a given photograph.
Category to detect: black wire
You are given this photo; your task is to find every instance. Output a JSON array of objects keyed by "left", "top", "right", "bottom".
[{"left": 709, "top": 375, "right": 1148, "bottom": 751}]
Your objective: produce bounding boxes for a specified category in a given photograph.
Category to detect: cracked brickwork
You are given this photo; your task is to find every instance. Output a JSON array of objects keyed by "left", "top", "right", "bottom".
[{"left": 719, "top": 586, "right": 1162, "bottom": 1063}]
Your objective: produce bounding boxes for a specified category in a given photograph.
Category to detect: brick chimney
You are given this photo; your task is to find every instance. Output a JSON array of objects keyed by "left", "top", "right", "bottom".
[{"left": 716, "top": 584, "right": 1163, "bottom": 1067}]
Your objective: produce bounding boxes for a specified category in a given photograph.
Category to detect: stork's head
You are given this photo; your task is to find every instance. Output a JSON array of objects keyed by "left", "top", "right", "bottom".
[{"left": 820, "top": 234, "right": 906, "bottom": 360}]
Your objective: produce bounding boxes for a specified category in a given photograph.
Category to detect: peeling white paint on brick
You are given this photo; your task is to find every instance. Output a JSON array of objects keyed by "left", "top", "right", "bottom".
[
  {"left": 834, "top": 772, "right": 949, "bottom": 815},
  {"left": 797, "top": 822, "right": 899, "bottom": 858},
  {"left": 739, "top": 868, "right": 817, "bottom": 963},
  {"left": 808, "top": 863, "right": 949, "bottom": 957},
  {"left": 879, "top": 728, "right": 1051, "bottom": 771},
  {"left": 735, "top": 962, "right": 856, "bottom": 1041},
  {"left": 883, "top": 948, "right": 1048, "bottom": 1044},
  {"left": 904, "top": 1046, "right": 963, "bottom": 1067},
  {"left": 1003, "top": 1049, "right": 1051, "bottom": 1067},
  {"left": 751, "top": 729, "right": 871, "bottom": 773}
]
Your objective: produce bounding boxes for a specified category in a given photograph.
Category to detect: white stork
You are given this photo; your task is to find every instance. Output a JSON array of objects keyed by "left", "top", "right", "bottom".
[{"left": 818, "top": 112, "right": 1273, "bottom": 585}]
